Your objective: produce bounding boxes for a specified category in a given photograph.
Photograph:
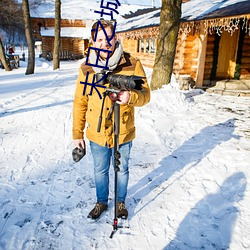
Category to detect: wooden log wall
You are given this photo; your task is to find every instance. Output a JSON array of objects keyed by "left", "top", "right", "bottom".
[
  {"left": 61, "top": 38, "right": 74, "bottom": 52},
  {"left": 173, "top": 34, "right": 199, "bottom": 80},
  {"left": 120, "top": 31, "right": 200, "bottom": 77},
  {"left": 41, "top": 37, "right": 53, "bottom": 58},
  {"left": 41, "top": 37, "right": 86, "bottom": 58},
  {"left": 183, "top": 35, "right": 198, "bottom": 79},
  {"left": 173, "top": 34, "right": 185, "bottom": 75},
  {"left": 134, "top": 53, "right": 155, "bottom": 68},
  {"left": 72, "top": 38, "right": 87, "bottom": 55},
  {"left": 32, "top": 18, "right": 86, "bottom": 29},
  {"left": 121, "top": 39, "right": 156, "bottom": 68},
  {"left": 122, "top": 39, "right": 137, "bottom": 54}
]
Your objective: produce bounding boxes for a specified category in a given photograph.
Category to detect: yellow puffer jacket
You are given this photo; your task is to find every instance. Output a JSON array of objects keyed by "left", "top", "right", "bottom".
[{"left": 72, "top": 52, "right": 150, "bottom": 148}]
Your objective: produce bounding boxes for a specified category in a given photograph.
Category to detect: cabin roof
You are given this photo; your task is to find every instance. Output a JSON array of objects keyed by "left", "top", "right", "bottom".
[
  {"left": 117, "top": 0, "right": 250, "bottom": 32},
  {"left": 182, "top": 0, "right": 250, "bottom": 21},
  {"left": 40, "top": 27, "right": 91, "bottom": 39}
]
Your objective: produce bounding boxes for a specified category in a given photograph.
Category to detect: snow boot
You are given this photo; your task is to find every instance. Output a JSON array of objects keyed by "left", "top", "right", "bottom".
[
  {"left": 87, "top": 202, "right": 108, "bottom": 220},
  {"left": 117, "top": 202, "right": 128, "bottom": 219}
]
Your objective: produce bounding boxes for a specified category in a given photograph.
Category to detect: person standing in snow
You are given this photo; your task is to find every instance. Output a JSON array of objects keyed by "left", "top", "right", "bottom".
[{"left": 72, "top": 20, "right": 150, "bottom": 220}]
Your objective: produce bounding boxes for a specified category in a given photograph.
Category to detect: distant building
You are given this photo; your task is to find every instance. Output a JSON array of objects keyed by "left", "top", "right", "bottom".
[{"left": 31, "top": 17, "right": 92, "bottom": 60}]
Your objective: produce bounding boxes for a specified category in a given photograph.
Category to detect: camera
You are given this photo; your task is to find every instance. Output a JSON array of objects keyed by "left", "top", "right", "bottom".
[
  {"left": 96, "top": 70, "right": 144, "bottom": 90},
  {"left": 72, "top": 146, "right": 86, "bottom": 162}
]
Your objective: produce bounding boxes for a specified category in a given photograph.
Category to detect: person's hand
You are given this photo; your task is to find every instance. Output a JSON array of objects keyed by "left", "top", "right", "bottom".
[
  {"left": 72, "top": 139, "right": 86, "bottom": 162},
  {"left": 116, "top": 90, "right": 130, "bottom": 105},
  {"left": 74, "top": 139, "right": 85, "bottom": 149}
]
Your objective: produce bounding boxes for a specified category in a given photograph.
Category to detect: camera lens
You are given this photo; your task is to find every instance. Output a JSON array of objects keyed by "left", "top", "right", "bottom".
[{"left": 108, "top": 92, "right": 118, "bottom": 102}]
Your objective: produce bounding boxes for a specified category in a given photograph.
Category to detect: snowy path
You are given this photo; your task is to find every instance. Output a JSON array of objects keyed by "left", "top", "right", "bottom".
[{"left": 0, "top": 59, "right": 250, "bottom": 249}]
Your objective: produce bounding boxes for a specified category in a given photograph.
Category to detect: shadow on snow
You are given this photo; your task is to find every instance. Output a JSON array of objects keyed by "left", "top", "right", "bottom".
[
  {"left": 0, "top": 100, "right": 73, "bottom": 117},
  {"left": 128, "top": 118, "right": 239, "bottom": 213},
  {"left": 164, "top": 172, "right": 247, "bottom": 249},
  {"left": 127, "top": 118, "right": 244, "bottom": 248}
]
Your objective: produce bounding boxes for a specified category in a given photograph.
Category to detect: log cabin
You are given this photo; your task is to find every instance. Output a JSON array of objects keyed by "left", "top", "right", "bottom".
[
  {"left": 31, "top": 17, "right": 93, "bottom": 60},
  {"left": 117, "top": 0, "right": 250, "bottom": 93}
]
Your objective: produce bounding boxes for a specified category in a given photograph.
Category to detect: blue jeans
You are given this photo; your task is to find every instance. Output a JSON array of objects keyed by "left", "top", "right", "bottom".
[{"left": 90, "top": 141, "right": 132, "bottom": 205}]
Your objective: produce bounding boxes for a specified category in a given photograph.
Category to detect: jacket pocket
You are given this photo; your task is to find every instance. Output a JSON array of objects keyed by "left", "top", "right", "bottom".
[{"left": 120, "top": 106, "right": 135, "bottom": 134}]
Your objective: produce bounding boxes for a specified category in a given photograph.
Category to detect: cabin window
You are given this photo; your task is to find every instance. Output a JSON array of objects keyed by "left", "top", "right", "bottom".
[
  {"left": 137, "top": 39, "right": 144, "bottom": 53},
  {"left": 150, "top": 38, "right": 155, "bottom": 53},
  {"left": 137, "top": 38, "right": 156, "bottom": 54}
]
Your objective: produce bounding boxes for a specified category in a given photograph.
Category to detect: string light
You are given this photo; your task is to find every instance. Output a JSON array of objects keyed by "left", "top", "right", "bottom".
[
  {"left": 118, "top": 26, "right": 159, "bottom": 40},
  {"left": 179, "top": 15, "right": 250, "bottom": 37},
  {"left": 118, "top": 15, "right": 250, "bottom": 39}
]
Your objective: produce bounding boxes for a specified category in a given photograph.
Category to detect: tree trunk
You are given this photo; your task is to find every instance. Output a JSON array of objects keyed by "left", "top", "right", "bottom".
[
  {"left": 151, "top": 0, "right": 182, "bottom": 90},
  {"left": 22, "top": 0, "right": 35, "bottom": 75},
  {"left": 0, "top": 37, "right": 11, "bottom": 71},
  {"left": 53, "top": 0, "right": 61, "bottom": 70}
]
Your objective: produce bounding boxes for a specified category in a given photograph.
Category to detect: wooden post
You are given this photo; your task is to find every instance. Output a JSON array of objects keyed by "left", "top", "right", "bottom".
[
  {"left": 149, "top": 39, "right": 152, "bottom": 53},
  {"left": 144, "top": 38, "right": 147, "bottom": 54},
  {"left": 195, "top": 32, "right": 207, "bottom": 88},
  {"left": 139, "top": 39, "right": 142, "bottom": 53}
]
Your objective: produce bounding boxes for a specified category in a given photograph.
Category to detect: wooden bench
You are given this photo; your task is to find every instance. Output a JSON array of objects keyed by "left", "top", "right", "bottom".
[
  {"left": 8, "top": 54, "right": 20, "bottom": 69},
  {"left": 0, "top": 54, "right": 20, "bottom": 69},
  {"left": 46, "top": 51, "right": 75, "bottom": 61}
]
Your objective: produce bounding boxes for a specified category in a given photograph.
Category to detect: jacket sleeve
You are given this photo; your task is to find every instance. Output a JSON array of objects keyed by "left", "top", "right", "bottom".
[
  {"left": 72, "top": 67, "right": 88, "bottom": 140},
  {"left": 128, "top": 59, "right": 150, "bottom": 107}
]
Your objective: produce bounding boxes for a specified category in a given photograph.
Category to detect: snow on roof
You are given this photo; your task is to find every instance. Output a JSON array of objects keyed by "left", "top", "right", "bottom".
[
  {"left": 182, "top": 0, "right": 250, "bottom": 21},
  {"left": 30, "top": 0, "right": 152, "bottom": 20},
  {"left": 117, "top": 8, "right": 160, "bottom": 32},
  {"left": 117, "top": 0, "right": 250, "bottom": 32},
  {"left": 40, "top": 27, "right": 92, "bottom": 39}
]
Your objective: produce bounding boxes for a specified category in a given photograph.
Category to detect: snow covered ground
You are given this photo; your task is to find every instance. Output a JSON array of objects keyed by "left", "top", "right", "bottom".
[{"left": 0, "top": 49, "right": 250, "bottom": 250}]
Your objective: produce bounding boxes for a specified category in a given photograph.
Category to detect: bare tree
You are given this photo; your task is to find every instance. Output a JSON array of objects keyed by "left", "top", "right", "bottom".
[
  {"left": 29, "top": 0, "right": 47, "bottom": 8},
  {"left": 0, "top": 0, "right": 24, "bottom": 35},
  {"left": 53, "top": 0, "right": 61, "bottom": 70},
  {"left": 151, "top": 0, "right": 182, "bottom": 90},
  {"left": 22, "top": 0, "right": 35, "bottom": 75},
  {"left": 0, "top": 0, "right": 23, "bottom": 71}
]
